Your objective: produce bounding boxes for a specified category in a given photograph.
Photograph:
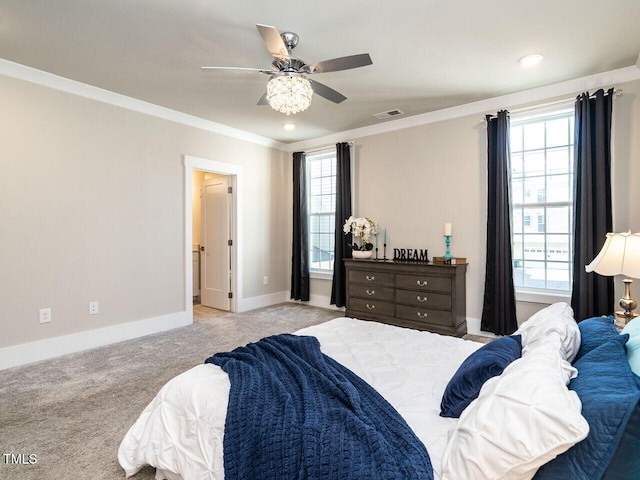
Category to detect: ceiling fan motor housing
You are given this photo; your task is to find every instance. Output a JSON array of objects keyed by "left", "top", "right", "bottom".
[{"left": 280, "top": 31, "right": 299, "bottom": 51}]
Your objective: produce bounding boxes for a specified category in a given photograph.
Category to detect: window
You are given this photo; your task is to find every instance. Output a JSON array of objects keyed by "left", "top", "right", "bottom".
[
  {"left": 307, "top": 149, "right": 337, "bottom": 273},
  {"left": 510, "top": 108, "right": 574, "bottom": 293}
]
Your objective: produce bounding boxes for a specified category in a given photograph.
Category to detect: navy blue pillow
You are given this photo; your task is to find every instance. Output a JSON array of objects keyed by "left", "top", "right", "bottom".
[
  {"left": 440, "top": 335, "right": 522, "bottom": 418},
  {"left": 574, "top": 315, "right": 618, "bottom": 362},
  {"left": 535, "top": 334, "right": 640, "bottom": 480}
]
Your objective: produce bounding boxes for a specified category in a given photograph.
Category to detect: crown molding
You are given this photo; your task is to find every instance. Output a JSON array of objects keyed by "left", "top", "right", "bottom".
[
  {"left": 282, "top": 64, "right": 640, "bottom": 152},
  {"left": 3, "top": 57, "right": 639, "bottom": 154},
  {"left": 0, "top": 58, "right": 286, "bottom": 150}
]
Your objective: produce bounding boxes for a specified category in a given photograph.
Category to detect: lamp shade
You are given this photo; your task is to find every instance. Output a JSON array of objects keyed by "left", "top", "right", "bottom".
[{"left": 585, "top": 232, "right": 640, "bottom": 278}]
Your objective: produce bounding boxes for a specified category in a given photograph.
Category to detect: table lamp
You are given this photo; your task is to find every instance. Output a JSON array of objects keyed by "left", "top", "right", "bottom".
[{"left": 585, "top": 232, "right": 640, "bottom": 325}]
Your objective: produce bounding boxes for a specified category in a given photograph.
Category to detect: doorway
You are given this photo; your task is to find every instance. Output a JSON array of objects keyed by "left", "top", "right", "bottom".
[{"left": 184, "top": 155, "right": 242, "bottom": 317}]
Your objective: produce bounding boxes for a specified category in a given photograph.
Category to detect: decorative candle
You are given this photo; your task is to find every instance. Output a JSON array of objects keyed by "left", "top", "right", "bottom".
[
  {"left": 444, "top": 223, "right": 452, "bottom": 236},
  {"left": 384, "top": 228, "right": 387, "bottom": 244}
]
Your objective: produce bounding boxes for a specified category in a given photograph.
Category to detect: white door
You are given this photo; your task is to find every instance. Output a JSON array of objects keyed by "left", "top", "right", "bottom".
[{"left": 200, "top": 175, "right": 231, "bottom": 310}]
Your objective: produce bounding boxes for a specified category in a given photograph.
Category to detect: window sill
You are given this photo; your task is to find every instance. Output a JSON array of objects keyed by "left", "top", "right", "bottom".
[
  {"left": 310, "top": 271, "right": 333, "bottom": 281},
  {"left": 516, "top": 288, "right": 571, "bottom": 305}
]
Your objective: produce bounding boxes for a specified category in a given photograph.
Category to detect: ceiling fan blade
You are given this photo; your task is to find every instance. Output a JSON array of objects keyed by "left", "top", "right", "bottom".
[
  {"left": 303, "top": 53, "right": 372, "bottom": 74},
  {"left": 257, "top": 92, "right": 268, "bottom": 105},
  {"left": 200, "top": 66, "right": 275, "bottom": 74},
  {"left": 256, "top": 24, "right": 290, "bottom": 61},
  {"left": 309, "top": 79, "right": 347, "bottom": 104}
]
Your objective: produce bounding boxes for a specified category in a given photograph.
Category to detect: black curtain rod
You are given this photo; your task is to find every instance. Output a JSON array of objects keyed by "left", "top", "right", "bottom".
[{"left": 484, "top": 88, "right": 622, "bottom": 121}]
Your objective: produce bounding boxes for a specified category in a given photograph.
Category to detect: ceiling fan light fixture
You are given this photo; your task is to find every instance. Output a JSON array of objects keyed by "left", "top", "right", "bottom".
[{"left": 266, "top": 75, "right": 313, "bottom": 115}]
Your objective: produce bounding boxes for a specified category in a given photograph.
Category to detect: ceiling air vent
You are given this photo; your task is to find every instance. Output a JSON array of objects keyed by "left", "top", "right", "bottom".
[{"left": 373, "top": 109, "right": 404, "bottom": 120}]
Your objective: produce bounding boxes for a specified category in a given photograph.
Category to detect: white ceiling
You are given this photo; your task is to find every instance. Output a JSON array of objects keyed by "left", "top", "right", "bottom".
[{"left": 1, "top": 0, "right": 639, "bottom": 144}]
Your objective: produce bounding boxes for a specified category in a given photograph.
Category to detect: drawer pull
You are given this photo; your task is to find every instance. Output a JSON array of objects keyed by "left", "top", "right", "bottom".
[
  {"left": 366, "top": 304, "right": 376, "bottom": 310},
  {"left": 366, "top": 275, "right": 376, "bottom": 281},
  {"left": 416, "top": 280, "right": 428, "bottom": 287},
  {"left": 366, "top": 289, "right": 375, "bottom": 296},
  {"left": 417, "top": 295, "right": 428, "bottom": 303},
  {"left": 417, "top": 312, "right": 428, "bottom": 318}
]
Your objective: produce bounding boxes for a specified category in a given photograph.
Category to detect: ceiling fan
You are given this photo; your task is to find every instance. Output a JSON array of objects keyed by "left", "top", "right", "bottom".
[{"left": 201, "top": 24, "right": 373, "bottom": 115}]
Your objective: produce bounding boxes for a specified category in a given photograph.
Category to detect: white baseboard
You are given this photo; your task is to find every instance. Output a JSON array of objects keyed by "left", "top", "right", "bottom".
[
  {"left": 465, "top": 316, "right": 500, "bottom": 338},
  {"left": 0, "top": 303, "right": 490, "bottom": 371},
  {"left": 0, "top": 311, "right": 191, "bottom": 371},
  {"left": 289, "top": 294, "right": 345, "bottom": 312},
  {"left": 239, "top": 290, "right": 344, "bottom": 313},
  {"left": 298, "top": 298, "right": 488, "bottom": 335},
  {"left": 237, "top": 291, "right": 290, "bottom": 312}
]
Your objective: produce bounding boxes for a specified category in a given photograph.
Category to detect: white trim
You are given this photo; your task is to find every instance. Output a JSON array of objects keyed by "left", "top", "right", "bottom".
[
  {"left": 238, "top": 291, "right": 290, "bottom": 312},
  {"left": 465, "top": 316, "right": 498, "bottom": 337},
  {"left": 310, "top": 271, "right": 333, "bottom": 281},
  {"left": 4, "top": 58, "right": 638, "bottom": 153},
  {"left": 283, "top": 65, "right": 640, "bottom": 152},
  {"left": 289, "top": 295, "right": 345, "bottom": 312},
  {"left": 0, "top": 312, "right": 190, "bottom": 371},
  {"left": 0, "top": 58, "right": 285, "bottom": 150},
  {"left": 516, "top": 289, "right": 571, "bottom": 305},
  {"left": 237, "top": 292, "right": 345, "bottom": 313},
  {"left": 184, "top": 155, "right": 242, "bottom": 314}
]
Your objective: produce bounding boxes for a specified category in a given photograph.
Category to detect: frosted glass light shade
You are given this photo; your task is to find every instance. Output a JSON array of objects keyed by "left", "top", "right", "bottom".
[
  {"left": 266, "top": 76, "right": 313, "bottom": 115},
  {"left": 585, "top": 232, "right": 640, "bottom": 278}
]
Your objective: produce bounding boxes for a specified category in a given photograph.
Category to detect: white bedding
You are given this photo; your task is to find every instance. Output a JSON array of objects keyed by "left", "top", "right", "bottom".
[{"left": 118, "top": 317, "right": 481, "bottom": 480}]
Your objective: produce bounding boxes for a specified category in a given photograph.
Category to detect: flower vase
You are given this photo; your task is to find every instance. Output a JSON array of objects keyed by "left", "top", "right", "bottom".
[{"left": 352, "top": 250, "right": 374, "bottom": 260}]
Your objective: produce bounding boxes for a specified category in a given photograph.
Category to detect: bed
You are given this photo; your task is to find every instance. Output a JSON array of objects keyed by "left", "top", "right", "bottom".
[{"left": 118, "top": 303, "right": 640, "bottom": 480}]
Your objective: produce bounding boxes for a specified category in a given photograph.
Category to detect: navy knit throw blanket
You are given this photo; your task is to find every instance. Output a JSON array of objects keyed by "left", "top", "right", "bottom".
[{"left": 205, "top": 334, "right": 433, "bottom": 480}]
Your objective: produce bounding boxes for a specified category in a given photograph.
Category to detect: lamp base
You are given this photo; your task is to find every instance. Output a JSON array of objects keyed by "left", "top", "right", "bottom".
[
  {"left": 616, "top": 277, "right": 638, "bottom": 327},
  {"left": 616, "top": 277, "right": 638, "bottom": 325},
  {"left": 615, "top": 311, "right": 639, "bottom": 328}
]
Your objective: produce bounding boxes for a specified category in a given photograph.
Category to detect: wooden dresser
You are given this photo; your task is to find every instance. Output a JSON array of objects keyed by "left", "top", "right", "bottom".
[{"left": 344, "top": 259, "right": 467, "bottom": 336}]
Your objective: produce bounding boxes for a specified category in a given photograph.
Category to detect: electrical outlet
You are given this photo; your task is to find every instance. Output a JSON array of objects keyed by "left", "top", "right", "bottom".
[
  {"left": 263, "top": 276, "right": 269, "bottom": 286},
  {"left": 89, "top": 301, "right": 99, "bottom": 315},
  {"left": 39, "top": 308, "right": 52, "bottom": 324}
]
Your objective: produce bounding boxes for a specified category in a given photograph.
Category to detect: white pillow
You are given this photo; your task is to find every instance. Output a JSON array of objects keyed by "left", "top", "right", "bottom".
[
  {"left": 515, "top": 302, "right": 580, "bottom": 362},
  {"left": 441, "top": 342, "right": 589, "bottom": 480}
]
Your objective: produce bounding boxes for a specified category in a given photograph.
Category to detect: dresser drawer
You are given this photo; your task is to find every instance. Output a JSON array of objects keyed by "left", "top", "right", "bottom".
[
  {"left": 348, "top": 270, "right": 394, "bottom": 286},
  {"left": 349, "top": 297, "right": 395, "bottom": 317},
  {"left": 396, "top": 274, "right": 451, "bottom": 293},
  {"left": 395, "top": 289, "right": 451, "bottom": 309},
  {"left": 396, "top": 305, "right": 453, "bottom": 327},
  {"left": 350, "top": 284, "right": 395, "bottom": 301},
  {"left": 344, "top": 259, "right": 467, "bottom": 337}
]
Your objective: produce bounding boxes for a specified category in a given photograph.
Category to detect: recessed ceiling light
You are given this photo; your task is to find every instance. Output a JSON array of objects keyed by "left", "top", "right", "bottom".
[
  {"left": 518, "top": 53, "right": 544, "bottom": 68},
  {"left": 283, "top": 123, "right": 296, "bottom": 130}
]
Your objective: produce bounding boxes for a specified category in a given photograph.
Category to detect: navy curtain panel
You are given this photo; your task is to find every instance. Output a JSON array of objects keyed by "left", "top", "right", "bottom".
[
  {"left": 481, "top": 110, "right": 518, "bottom": 335},
  {"left": 571, "top": 88, "right": 615, "bottom": 321},
  {"left": 291, "top": 151, "right": 310, "bottom": 301},
  {"left": 330, "top": 142, "right": 353, "bottom": 307}
]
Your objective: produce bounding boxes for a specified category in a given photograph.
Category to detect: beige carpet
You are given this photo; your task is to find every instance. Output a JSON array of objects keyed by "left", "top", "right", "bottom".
[
  {"left": 0, "top": 303, "right": 339, "bottom": 480},
  {"left": 0, "top": 304, "right": 485, "bottom": 479}
]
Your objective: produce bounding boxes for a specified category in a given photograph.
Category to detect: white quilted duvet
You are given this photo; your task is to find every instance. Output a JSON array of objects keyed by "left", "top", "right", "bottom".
[{"left": 118, "top": 317, "right": 482, "bottom": 480}]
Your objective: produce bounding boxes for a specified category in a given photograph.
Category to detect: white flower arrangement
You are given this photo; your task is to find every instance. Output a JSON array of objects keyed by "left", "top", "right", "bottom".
[{"left": 343, "top": 216, "right": 379, "bottom": 251}]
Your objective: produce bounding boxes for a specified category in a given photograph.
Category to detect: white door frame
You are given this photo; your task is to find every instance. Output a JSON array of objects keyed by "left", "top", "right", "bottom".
[{"left": 184, "top": 155, "right": 242, "bottom": 319}]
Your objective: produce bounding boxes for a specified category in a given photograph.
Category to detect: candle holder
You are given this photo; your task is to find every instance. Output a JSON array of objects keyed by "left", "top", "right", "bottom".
[
  {"left": 375, "top": 247, "right": 379, "bottom": 260},
  {"left": 383, "top": 243, "right": 388, "bottom": 261},
  {"left": 444, "top": 235, "right": 452, "bottom": 259}
]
